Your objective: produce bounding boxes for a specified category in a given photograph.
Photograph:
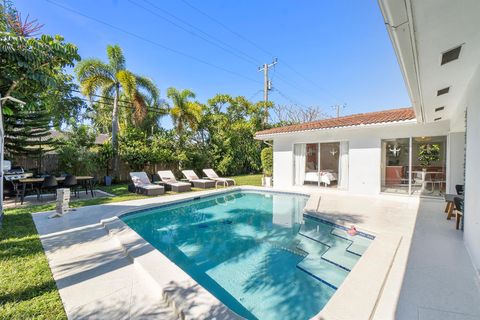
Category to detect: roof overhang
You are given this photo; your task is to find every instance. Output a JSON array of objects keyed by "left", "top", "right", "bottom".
[
  {"left": 378, "top": 0, "right": 480, "bottom": 125},
  {"left": 255, "top": 118, "right": 417, "bottom": 140},
  {"left": 378, "top": 0, "right": 425, "bottom": 123}
]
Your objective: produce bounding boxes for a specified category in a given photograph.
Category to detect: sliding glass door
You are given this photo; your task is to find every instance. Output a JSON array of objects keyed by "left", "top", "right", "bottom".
[
  {"left": 381, "top": 138, "right": 410, "bottom": 194},
  {"left": 294, "top": 141, "right": 348, "bottom": 188},
  {"left": 411, "top": 136, "right": 447, "bottom": 196},
  {"left": 381, "top": 136, "right": 447, "bottom": 196}
]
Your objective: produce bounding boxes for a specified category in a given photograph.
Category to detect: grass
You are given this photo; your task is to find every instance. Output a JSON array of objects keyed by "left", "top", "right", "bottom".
[
  {"left": 0, "top": 173, "right": 261, "bottom": 319},
  {"left": 0, "top": 205, "right": 67, "bottom": 319}
]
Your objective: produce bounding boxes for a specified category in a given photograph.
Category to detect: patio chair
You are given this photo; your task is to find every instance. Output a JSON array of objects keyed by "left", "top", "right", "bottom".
[
  {"left": 453, "top": 196, "right": 464, "bottom": 230},
  {"left": 129, "top": 172, "right": 165, "bottom": 196},
  {"left": 202, "top": 169, "right": 235, "bottom": 188},
  {"left": 38, "top": 175, "right": 58, "bottom": 201},
  {"left": 157, "top": 170, "right": 191, "bottom": 193},
  {"left": 63, "top": 175, "right": 81, "bottom": 198},
  {"left": 182, "top": 170, "right": 215, "bottom": 189},
  {"left": 455, "top": 184, "right": 464, "bottom": 196}
]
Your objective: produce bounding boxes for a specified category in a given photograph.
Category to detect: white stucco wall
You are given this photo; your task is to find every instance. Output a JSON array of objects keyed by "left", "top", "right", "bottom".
[
  {"left": 447, "top": 132, "right": 466, "bottom": 194},
  {"left": 461, "top": 65, "right": 480, "bottom": 271},
  {"left": 270, "top": 120, "right": 450, "bottom": 194}
]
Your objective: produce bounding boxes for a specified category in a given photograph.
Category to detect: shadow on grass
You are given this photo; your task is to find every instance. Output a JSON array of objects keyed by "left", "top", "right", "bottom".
[
  {"left": 0, "top": 280, "right": 58, "bottom": 305},
  {"left": 0, "top": 208, "right": 67, "bottom": 318}
]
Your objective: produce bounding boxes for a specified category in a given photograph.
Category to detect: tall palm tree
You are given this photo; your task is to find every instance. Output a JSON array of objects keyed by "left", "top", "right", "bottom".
[
  {"left": 167, "top": 87, "right": 202, "bottom": 134},
  {"left": 75, "top": 45, "right": 159, "bottom": 176}
]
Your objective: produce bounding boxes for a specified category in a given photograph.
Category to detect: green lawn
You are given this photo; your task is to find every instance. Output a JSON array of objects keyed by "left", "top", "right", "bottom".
[{"left": 0, "top": 174, "right": 261, "bottom": 319}]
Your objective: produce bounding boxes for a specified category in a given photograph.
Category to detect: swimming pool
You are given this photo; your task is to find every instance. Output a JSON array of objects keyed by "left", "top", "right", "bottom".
[{"left": 122, "top": 190, "right": 373, "bottom": 320}]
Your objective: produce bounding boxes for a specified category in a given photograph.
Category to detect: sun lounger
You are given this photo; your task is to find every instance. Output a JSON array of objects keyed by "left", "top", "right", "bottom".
[
  {"left": 129, "top": 172, "right": 165, "bottom": 196},
  {"left": 157, "top": 170, "right": 191, "bottom": 193},
  {"left": 202, "top": 169, "right": 235, "bottom": 187},
  {"left": 182, "top": 170, "right": 215, "bottom": 189}
]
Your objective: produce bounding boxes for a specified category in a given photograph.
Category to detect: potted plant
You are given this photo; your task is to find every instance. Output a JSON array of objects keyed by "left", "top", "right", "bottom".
[
  {"left": 261, "top": 146, "right": 273, "bottom": 187},
  {"left": 97, "top": 142, "right": 114, "bottom": 186},
  {"left": 418, "top": 143, "right": 441, "bottom": 170}
]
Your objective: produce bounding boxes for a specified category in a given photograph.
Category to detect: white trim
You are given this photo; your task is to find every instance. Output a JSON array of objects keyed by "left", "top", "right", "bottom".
[{"left": 255, "top": 119, "right": 418, "bottom": 139}]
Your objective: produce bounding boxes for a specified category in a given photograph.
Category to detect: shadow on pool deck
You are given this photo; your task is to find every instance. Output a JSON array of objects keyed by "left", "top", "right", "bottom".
[{"left": 395, "top": 197, "right": 480, "bottom": 320}]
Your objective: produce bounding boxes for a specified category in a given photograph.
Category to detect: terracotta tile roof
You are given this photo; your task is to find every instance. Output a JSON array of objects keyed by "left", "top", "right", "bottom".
[{"left": 256, "top": 107, "right": 416, "bottom": 137}]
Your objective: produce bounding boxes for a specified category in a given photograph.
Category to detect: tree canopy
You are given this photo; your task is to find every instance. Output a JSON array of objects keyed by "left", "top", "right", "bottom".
[{"left": 75, "top": 44, "right": 160, "bottom": 177}]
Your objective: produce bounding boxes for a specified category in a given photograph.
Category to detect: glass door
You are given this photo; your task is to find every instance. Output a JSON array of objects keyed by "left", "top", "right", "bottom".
[
  {"left": 304, "top": 143, "right": 319, "bottom": 185},
  {"left": 381, "top": 138, "right": 410, "bottom": 194},
  {"left": 411, "top": 136, "right": 447, "bottom": 196},
  {"left": 381, "top": 136, "right": 447, "bottom": 196},
  {"left": 319, "top": 142, "right": 340, "bottom": 187}
]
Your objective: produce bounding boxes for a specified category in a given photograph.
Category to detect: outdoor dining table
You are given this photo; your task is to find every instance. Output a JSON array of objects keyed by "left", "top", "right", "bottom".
[
  {"left": 18, "top": 176, "right": 95, "bottom": 204},
  {"left": 412, "top": 171, "right": 444, "bottom": 193}
]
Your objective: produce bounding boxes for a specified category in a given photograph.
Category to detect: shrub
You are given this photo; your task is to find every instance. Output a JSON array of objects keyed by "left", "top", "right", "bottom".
[
  {"left": 96, "top": 141, "right": 114, "bottom": 176},
  {"left": 57, "top": 125, "right": 96, "bottom": 175},
  {"left": 261, "top": 146, "right": 273, "bottom": 176}
]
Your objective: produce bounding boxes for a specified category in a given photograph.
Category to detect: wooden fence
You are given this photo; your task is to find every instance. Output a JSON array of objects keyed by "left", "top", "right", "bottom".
[{"left": 9, "top": 154, "right": 177, "bottom": 183}]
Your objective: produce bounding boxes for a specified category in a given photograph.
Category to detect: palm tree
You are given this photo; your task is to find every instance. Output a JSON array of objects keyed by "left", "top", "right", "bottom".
[
  {"left": 166, "top": 87, "right": 202, "bottom": 134},
  {"left": 75, "top": 45, "right": 159, "bottom": 176}
]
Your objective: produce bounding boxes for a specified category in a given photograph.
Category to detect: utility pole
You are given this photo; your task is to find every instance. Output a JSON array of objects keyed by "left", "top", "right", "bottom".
[
  {"left": 333, "top": 104, "right": 346, "bottom": 118},
  {"left": 258, "top": 58, "right": 277, "bottom": 127}
]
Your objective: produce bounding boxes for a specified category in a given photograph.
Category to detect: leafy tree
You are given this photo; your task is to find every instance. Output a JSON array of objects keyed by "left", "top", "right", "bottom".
[
  {"left": 197, "top": 94, "right": 264, "bottom": 175},
  {"left": 3, "top": 106, "right": 57, "bottom": 174},
  {"left": 75, "top": 44, "right": 160, "bottom": 176},
  {"left": 1, "top": 3, "right": 82, "bottom": 167},
  {"left": 167, "top": 87, "right": 202, "bottom": 134},
  {"left": 118, "top": 128, "right": 152, "bottom": 171},
  {"left": 96, "top": 141, "right": 114, "bottom": 176},
  {"left": 119, "top": 127, "right": 176, "bottom": 171},
  {"left": 57, "top": 125, "right": 97, "bottom": 175}
]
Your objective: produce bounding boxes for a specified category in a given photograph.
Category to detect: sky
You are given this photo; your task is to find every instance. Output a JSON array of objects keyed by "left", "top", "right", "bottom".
[{"left": 16, "top": 0, "right": 410, "bottom": 124}]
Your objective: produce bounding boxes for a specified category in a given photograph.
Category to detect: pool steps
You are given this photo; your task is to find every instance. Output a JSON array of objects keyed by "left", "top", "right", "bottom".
[{"left": 294, "top": 222, "right": 370, "bottom": 289}]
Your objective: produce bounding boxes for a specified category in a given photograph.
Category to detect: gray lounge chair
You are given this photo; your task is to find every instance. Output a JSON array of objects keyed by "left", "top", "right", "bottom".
[
  {"left": 202, "top": 169, "right": 235, "bottom": 187},
  {"left": 157, "top": 170, "right": 191, "bottom": 193},
  {"left": 182, "top": 170, "right": 215, "bottom": 189},
  {"left": 129, "top": 172, "right": 165, "bottom": 196}
]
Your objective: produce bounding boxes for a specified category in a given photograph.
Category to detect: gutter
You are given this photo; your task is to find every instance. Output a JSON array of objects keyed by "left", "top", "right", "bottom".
[
  {"left": 378, "top": 0, "right": 426, "bottom": 123},
  {"left": 255, "top": 118, "right": 418, "bottom": 140}
]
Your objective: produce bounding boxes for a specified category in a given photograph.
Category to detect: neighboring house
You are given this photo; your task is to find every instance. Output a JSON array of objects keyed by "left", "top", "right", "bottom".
[
  {"left": 49, "top": 130, "right": 110, "bottom": 148},
  {"left": 257, "top": 0, "right": 480, "bottom": 270}
]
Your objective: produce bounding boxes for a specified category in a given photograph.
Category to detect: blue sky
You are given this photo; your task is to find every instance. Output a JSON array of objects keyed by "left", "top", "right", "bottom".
[{"left": 17, "top": 0, "right": 410, "bottom": 120}]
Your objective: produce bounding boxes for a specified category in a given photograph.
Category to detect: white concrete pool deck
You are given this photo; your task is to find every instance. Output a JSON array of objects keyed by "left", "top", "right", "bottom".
[{"left": 32, "top": 186, "right": 480, "bottom": 320}]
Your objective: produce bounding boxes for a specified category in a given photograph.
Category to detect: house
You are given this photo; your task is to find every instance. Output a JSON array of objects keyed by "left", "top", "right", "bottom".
[
  {"left": 257, "top": 0, "right": 480, "bottom": 271},
  {"left": 256, "top": 107, "right": 459, "bottom": 196}
]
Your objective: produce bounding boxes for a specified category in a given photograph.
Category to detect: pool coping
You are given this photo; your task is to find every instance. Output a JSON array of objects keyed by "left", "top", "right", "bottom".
[{"left": 100, "top": 186, "right": 401, "bottom": 320}]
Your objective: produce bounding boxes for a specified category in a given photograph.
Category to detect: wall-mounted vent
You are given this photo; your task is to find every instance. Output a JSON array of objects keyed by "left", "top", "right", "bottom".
[
  {"left": 434, "top": 117, "right": 442, "bottom": 121},
  {"left": 435, "top": 106, "right": 445, "bottom": 112},
  {"left": 441, "top": 46, "right": 462, "bottom": 65},
  {"left": 437, "top": 87, "right": 450, "bottom": 96}
]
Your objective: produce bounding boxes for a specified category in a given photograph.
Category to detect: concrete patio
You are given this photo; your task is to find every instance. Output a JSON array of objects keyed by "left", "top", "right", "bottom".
[
  {"left": 31, "top": 187, "right": 480, "bottom": 319},
  {"left": 4, "top": 189, "right": 112, "bottom": 208}
]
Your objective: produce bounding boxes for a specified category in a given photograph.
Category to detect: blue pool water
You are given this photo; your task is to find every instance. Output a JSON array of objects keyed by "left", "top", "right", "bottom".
[{"left": 122, "top": 191, "right": 372, "bottom": 320}]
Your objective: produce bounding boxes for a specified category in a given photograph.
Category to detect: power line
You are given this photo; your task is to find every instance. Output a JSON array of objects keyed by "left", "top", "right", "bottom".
[
  {"left": 248, "top": 89, "right": 263, "bottom": 101},
  {"left": 179, "top": 0, "right": 272, "bottom": 57},
  {"left": 71, "top": 89, "right": 168, "bottom": 115},
  {"left": 272, "top": 88, "right": 306, "bottom": 108},
  {"left": 45, "top": 0, "right": 261, "bottom": 85},
  {"left": 179, "top": 0, "right": 342, "bottom": 104},
  {"left": 132, "top": 0, "right": 260, "bottom": 66},
  {"left": 134, "top": 0, "right": 324, "bottom": 103}
]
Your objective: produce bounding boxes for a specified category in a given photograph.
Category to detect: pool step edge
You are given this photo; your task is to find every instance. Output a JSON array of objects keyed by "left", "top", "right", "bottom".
[{"left": 101, "top": 217, "right": 243, "bottom": 320}]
